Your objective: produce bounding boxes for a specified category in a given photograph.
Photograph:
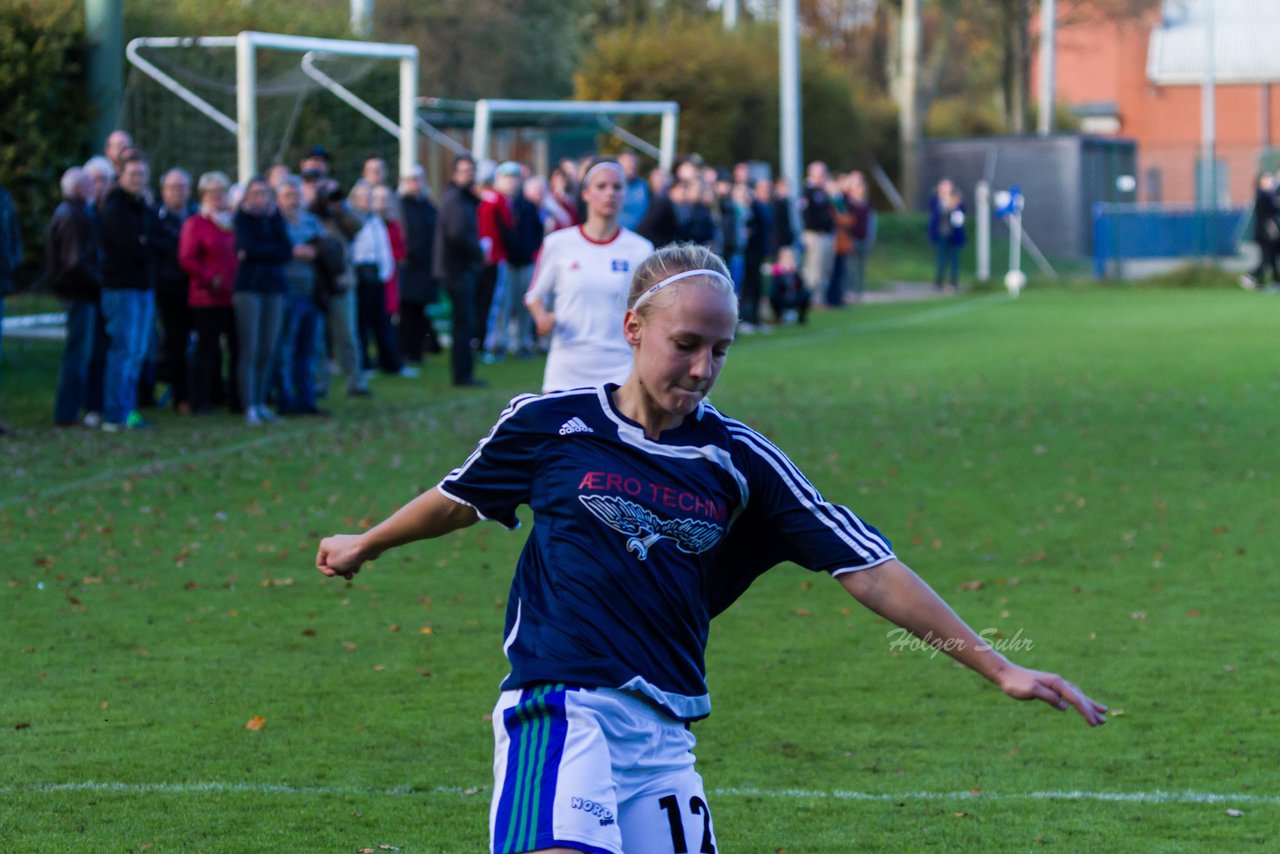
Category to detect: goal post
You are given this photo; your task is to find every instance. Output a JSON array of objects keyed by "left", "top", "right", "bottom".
[
  {"left": 125, "top": 31, "right": 419, "bottom": 184},
  {"left": 234, "top": 32, "right": 417, "bottom": 183},
  {"left": 471, "top": 99, "right": 680, "bottom": 174}
]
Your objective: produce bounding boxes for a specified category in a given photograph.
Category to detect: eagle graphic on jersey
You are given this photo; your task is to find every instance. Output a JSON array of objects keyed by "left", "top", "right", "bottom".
[{"left": 578, "top": 494, "right": 723, "bottom": 560}]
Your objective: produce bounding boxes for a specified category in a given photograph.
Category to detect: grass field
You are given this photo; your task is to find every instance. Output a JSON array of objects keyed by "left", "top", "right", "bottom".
[{"left": 2, "top": 286, "right": 1278, "bottom": 852}]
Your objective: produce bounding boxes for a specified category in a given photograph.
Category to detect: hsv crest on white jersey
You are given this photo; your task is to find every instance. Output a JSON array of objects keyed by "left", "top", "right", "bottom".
[{"left": 524, "top": 225, "right": 654, "bottom": 393}]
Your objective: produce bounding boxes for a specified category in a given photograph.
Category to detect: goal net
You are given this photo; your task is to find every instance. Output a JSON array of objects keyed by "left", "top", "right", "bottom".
[{"left": 122, "top": 32, "right": 420, "bottom": 185}]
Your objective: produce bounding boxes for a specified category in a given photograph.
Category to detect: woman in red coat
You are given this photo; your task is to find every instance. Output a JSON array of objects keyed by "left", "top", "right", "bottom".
[{"left": 179, "top": 171, "right": 239, "bottom": 413}]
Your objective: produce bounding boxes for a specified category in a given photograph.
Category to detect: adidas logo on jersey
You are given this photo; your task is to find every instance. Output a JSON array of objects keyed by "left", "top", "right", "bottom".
[{"left": 559, "top": 417, "right": 593, "bottom": 436}]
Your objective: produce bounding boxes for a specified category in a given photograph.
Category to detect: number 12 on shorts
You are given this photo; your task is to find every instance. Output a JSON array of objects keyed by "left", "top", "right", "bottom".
[{"left": 658, "top": 794, "right": 716, "bottom": 853}]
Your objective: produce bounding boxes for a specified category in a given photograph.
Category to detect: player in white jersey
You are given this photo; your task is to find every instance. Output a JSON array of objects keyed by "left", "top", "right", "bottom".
[
  {"left": 525, "top": 158, "right": 653, "bottom": 393},
  {"left": 317, "top": 244, "right": 1108, "bottom": 854}
]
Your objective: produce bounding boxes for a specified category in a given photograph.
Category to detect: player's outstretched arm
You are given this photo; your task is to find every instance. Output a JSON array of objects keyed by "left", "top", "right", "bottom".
[
  {"left": 316, "top": 487, "right": 480, "bottom": 580},
  {"left": 839, "top": 558, "right": 1107, "bottom": 727}
]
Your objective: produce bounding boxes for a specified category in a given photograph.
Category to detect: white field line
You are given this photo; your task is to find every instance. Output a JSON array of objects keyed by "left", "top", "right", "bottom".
[{"left": 3, "top": 781, "right": 1276, "bottom": 806}]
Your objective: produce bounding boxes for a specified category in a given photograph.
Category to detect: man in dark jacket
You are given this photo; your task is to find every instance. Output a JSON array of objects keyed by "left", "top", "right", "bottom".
[
  {"left": 99, "top": 153, "right": 157, "bottom": 430},
  {"left": 150, "top": 168, "right": 196, "bottom": 412},
  {"left": 47, "top": 168, "right": 104, "bottom": 426},
  {"left": 433, "top": 155, "right": 485, "bottom": 387},
  {"left": 1242, "top": 171, "right": 1280, "bottom": 290},
  {"left": 0, "top": 183, "right": 22, "bottom": 434},
  {"left": 398, "top": 166, "right": 439, "bottom": 365}
]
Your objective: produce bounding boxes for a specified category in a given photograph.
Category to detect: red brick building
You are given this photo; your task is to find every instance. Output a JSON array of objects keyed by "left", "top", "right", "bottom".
[{"left": 1036, "top": 0, "right": 1280, "bottom": 205}]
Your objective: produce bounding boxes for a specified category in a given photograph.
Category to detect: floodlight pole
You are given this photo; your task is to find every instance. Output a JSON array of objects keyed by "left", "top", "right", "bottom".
[
  {"left": 86, "top": 0, "right": 125, "bottom": 149},
  {"left": 1200, "top": 3, "right": 1216, "bottom": 211},
  {"left": 723, "top": 0, "right": 738, "bottom": 30},
  {"left": 780, "top": 0, "right": 802, "bottom": 239},
  {"left": 1037, "top": 0, "right": 1056, "bottom": 136}
]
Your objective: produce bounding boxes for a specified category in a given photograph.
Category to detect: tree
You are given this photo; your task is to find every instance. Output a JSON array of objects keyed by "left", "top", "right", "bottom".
[
  {"left": 0, "top": 0, "right": 93, "bottom": 287},
  {"left": 379, "top": 0, "right": 594, "bottom": 100},
  {"left": 576, "top": 17, "right": 864, "bottom": 171}
]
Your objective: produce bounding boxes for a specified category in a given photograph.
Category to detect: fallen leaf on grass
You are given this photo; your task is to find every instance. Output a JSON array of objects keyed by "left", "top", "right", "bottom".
[
  {"left": 342, "top": 641, "right": 358, "bottom": 652},
  {"left": 1109, "top": 708, "right": 1126, "bottom": 717},
  {"left": 301, "top": 628, "right": 316, "bottom": 637},
  {"left": 13, "top": 722, "right": 31, "bottom": 730},
  {"left": 245, "top": 716, "right": 266, "bottom": 731},
  {"left": 1130, "top": 611, "right": 1147, "bottom": 621},
  {"left": 1226, "top": 809, "right": 1244, "bottom": 818},
  {"left": 420, "top": 626, "right": 433, "bottom": 635},
  {"left": 373, "top": 665, "right": 386, "bottom": 672},
  {"left": 953, "top": 811, "right": 970, "bottom": 817},
  {"left": 260, "top": 578, "right": 295, "bottom": 587}
]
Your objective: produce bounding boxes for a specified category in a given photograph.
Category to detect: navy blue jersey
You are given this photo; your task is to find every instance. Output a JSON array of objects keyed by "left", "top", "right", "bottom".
[{"left": 439, "top": 385, "right": 894, "bottom": 721}]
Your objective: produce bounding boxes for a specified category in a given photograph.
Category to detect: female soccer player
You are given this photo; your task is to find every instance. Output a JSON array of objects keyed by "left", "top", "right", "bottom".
[
  {"left": 316, "top": 244, "right": 1106, "bottom": 854},
  {"left": 524, "top": 158, "right": 654, "bottom": 392}
]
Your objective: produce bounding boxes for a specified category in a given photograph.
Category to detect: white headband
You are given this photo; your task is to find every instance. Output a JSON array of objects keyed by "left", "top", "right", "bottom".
[
  {"left": 583, "top": 160, "right": 625, "bottom": 184},
  {"left": 632, "top": 268, "right": 733, "bottom": 311}
]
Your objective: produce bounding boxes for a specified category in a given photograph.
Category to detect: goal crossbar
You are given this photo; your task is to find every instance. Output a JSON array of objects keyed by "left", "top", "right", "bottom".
[{"left": 472, "top": 99, "right": 680, "bottom": 173}]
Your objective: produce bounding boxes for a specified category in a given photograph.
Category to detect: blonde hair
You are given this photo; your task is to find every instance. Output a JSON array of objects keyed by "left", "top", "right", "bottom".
[{"left": 627, "top": 243, "right": 736, "bottom": 320}]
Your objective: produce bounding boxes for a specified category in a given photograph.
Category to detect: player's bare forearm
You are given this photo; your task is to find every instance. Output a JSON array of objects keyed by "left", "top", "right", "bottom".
[
  {"left": 839, "top": 559, "right": 1011, "bottom": 681},
  {"left": 316, "top": 487, "right": 479, "bottom": 579},
  {"left": 839, "top": 558, "right": 1107, "bottom": 726}
]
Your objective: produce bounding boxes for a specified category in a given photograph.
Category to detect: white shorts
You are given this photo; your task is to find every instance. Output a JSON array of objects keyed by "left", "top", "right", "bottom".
[{"left": 489, "top": 684, "right": 718, "bottom": 854}]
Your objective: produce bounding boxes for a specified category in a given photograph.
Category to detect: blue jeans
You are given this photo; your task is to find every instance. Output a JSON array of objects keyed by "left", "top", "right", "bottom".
[
  {"left": 233, "top": 291, "right": 284, "bottom": 410},
  {"left": 935, "top": 243, "right": 961, "bottom": 287},
  {"left": 277, "top": 292, "right": 321, "bottom": 410},
  {"left": 101, "top": 288, "right": 155, "bottom": 424},
  {"left": 54, "top": 299, "right": 100, "bottom": 424}
]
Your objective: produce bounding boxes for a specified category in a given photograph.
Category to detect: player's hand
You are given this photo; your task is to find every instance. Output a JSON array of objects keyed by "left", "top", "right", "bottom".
[
  {"left": 998, "top": 665, "right": 1108, "bottom": 727},
  {"left": 534, "top": 311, "right": 556, "bottom": 337},
  {"left": 316, "top": 534, "right": 378, "bottom": 580}
]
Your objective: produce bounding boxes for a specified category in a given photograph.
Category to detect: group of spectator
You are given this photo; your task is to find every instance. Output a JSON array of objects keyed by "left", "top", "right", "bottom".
[
  {"left": 1, "top": 131, "right": 910, "bottom": 434},
  {"left": 40, "top": 132, "right": 458, "bottom": 430},
  {"left": 634, "top": 156, "right": 878, "bottom": 329}
]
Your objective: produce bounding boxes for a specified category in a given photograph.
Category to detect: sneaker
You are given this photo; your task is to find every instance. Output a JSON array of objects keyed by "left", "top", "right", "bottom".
[
  {"left": 245, "top": 408, "right": 263, "bottom": 426},
  {"left": 398, "top": 365, "right": 420, "bottom": 378},
  {"left": 82, "top": 412, "right": 103, "bottom": 429},
  {"left": 255, "top": 405, "right": 280, "bottom": 423},
  {"left": 124, "top": 410, "right": 152, "bottom": 430},
  {"left": 1240, "top": 274, "right": 1258, "bottom": 291}
]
